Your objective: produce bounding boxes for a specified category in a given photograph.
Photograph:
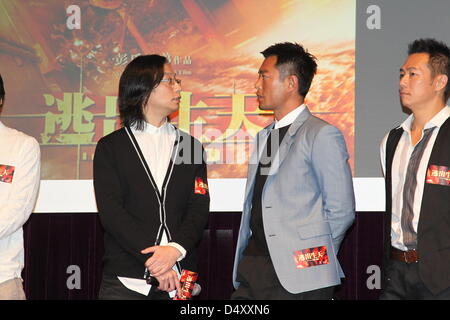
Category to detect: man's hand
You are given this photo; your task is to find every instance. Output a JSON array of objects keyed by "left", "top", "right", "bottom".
[
  {"left": 141, "top": 245, "right": 181, "bottom": 277},
  {"left": 154, "top": 269, "right": 181, "bottom": 296}
]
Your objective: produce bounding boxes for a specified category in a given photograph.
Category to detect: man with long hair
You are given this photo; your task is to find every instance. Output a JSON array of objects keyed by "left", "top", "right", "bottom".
[{"left": 93, "top": 55, "right": 209, "bottom": 299}]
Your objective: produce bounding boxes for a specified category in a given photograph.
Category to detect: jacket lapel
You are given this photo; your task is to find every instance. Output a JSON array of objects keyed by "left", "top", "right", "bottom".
[
  {"left": 244, "top": 124, "right": 273, "bottom": 205},
  {"left": 267, "top": 107, "right": 311, "bottom": 176},
  {"left": 244, "top": 107, "right": 311, "bottom": 204}
]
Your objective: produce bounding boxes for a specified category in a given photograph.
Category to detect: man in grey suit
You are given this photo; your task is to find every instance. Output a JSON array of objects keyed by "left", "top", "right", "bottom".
[{"left": 231, "top": 42, "right": 355, "bottom": 300}]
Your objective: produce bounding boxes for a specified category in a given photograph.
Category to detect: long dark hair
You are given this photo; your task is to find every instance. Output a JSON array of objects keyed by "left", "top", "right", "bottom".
[
  {"left": 0, "top": 73, "right": 4, "bottom": 108},
  {"left": 118, "top": 55, "right": 167, "bottom": 130}
]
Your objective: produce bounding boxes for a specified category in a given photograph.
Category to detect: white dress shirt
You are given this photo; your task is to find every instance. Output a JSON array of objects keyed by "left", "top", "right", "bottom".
[
  {"left": 0, "top": 121, "right": 40, "bottom": 284},
  {"left": 380, "top": 106, "right": 450, "bottom": 251},
  {"left": 118, "top": 120, "right": 185, "bottom": 296},
  {"left": 274, "top": 104, "right": 306, "bottom": 129}
]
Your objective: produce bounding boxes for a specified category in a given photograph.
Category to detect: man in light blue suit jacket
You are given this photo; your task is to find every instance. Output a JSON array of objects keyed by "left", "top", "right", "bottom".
[{"left": 232, "top": 43, "right": 355, "bottom": 300}]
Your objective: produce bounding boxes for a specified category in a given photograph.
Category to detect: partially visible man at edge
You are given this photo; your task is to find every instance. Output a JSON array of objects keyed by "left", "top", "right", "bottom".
[
  {"left": 380, "top": 38, "right": 450, "bottom": 300},
  {"left": 0, "top": 73, "right": 41, "bottom": 300}
]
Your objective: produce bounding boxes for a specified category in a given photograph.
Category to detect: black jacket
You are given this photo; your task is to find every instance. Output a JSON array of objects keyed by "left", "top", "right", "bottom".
[{"left": 93, "top": 126, "right": 210, "bottom": 278}]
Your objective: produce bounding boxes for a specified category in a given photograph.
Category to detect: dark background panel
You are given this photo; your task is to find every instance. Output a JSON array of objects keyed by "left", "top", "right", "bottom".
[{"left": 22, "top": 212, "right": 384, "bottom": 300}]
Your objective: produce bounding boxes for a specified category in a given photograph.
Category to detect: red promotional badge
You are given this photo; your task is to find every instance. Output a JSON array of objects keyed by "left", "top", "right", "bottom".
[
  {"left": 426, "top": 165, "right": 450, "bottom": 186},
  {"left": 293, "top": 246, "right": 329, "bottom": 269},
  {"left": 173, "top": 270, "right": 198, "bottom": 300},
  {"left": 0, "top": 165, "right": 15, "bottom": 183},
  {"left": 194, "top": 177, "right": 208, "bottom": 195}
]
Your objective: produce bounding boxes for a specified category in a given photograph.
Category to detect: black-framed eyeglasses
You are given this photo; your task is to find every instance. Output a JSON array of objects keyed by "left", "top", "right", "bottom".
[{"left": 160, "top": 77, "right": 181, "bottom": 86}]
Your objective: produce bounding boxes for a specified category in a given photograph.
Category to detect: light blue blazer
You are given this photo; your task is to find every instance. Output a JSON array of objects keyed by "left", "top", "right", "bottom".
[{"left": 233, "top": 107, "right": 355, "bottom": 294}]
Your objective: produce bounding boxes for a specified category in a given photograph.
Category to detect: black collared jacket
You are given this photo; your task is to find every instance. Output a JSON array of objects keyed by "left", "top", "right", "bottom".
[{"left": 93, "top": 125, "right": 210, "bottom": 279}]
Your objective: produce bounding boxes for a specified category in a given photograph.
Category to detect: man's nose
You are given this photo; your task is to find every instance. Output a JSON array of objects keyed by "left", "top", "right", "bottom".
[
  {"left": 174, "top": 81, "right": 181, "bottom": 92},
  {"left": 399, "top": 74, "right": 408, "bottom": 88},
  {"left": 254, "top": 77, "right": 261, "bottom": 90}
]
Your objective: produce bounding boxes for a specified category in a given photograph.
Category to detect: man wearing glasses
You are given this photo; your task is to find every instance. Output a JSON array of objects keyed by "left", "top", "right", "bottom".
[{"left": 93, "top": 55, "right": 209, "bottom": 299}]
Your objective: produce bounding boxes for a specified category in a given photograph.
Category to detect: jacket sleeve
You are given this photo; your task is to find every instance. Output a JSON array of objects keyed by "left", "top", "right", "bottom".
[
  {"left": 93, "top": 138, "right": 154, "bottom": 265},
  {"left": 311, "top": 125, "right": 355, "bottom": 252},
  {"left": 0, "top": 137, "right": 40, "bottom": 239},
  {"left": 170, "top": 145, "right": 210, "bottom": 253}
]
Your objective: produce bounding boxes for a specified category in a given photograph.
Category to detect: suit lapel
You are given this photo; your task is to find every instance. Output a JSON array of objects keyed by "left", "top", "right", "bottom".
[
  {"left": 244, "top": 107, "right": 311, "bottom": 203},
  {"left": 267, "top": 107, "right": 311, "bottom": 176},
  {"left": 244, "top": 124, "right": 273, "bottom": 204}
]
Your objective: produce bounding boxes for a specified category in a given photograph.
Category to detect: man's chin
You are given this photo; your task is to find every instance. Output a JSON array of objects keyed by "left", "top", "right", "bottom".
[
  {"left": 258, "top": 104, "right": 272, "bottom": 111},
  {"left": 399, "top": 100, "right": 414, "bottom": 114},
  {"left": 171, "top": 101, "right": 180, "bottom": 109},
  {"left": 399, "top": 97, "right": 411, "bottom": 108}
]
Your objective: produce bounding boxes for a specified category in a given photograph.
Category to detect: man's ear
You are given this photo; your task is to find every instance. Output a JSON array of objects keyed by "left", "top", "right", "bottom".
[
  {"left": 287, "top": 74, "right": 299, "bottom": 92},
  {"left": 434, "top": 74, "right": 448, "bottom": 92}
]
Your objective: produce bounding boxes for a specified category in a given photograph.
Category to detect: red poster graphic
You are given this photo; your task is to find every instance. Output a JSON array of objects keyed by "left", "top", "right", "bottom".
[
  {"left": 0, "top": 164, "right": 15, "bottom": 183},
  {"left": 426, "top": 164, "right": 450, "bottom": 186},
  {"left": 293, "top": 246, "right": 329, "bottom": 269}
]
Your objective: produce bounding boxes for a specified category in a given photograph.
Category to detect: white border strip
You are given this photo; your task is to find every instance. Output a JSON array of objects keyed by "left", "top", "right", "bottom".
[
  {"left": 34, "top": 178, "right": 385, "bottom": 213},
  {"left": 352, "top": 177, "right": 385, "bottom": 212},
  {"left": 34, "top": 180, "right": 97, "bottom": 213}
]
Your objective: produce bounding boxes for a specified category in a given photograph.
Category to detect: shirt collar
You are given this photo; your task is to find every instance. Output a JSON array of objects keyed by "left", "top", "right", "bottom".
[
  {"left": 401, "top": 105, "right": 450, "bottom": 133},
  {"left": 132, "top": 119, "right": 173, "bottom": 134},
  {"left": 274, "top": 104, "right": 306, "bottom": 129}
]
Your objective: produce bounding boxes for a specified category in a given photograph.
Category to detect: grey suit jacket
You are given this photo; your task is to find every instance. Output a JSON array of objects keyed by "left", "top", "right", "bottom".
[{"left": 232, "top": 107, "right": 355, "bottom": 294}]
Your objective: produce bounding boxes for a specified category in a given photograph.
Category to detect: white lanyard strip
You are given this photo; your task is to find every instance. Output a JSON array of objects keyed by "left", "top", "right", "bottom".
[
  {"left": 162, "top": 129, "right": 180, "bottom": 241},
  {"left": 125, "top": 126, "right": 164, "bottom": 244}
]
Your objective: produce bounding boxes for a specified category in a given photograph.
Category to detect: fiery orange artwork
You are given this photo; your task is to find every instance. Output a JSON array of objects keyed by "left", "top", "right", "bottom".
[{"left": 0, "top": 0, "right": 355, "bottom": 179}]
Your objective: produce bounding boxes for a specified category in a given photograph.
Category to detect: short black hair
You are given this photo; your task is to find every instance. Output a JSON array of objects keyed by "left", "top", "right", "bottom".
[
  {"left": 408, "top": 38, "right": 450, "bottom": 102},
  {"left": 118, "top": 55, "right": 167, "bottom": 130},
  {"left": 0, "top": 73, "right": 4, "bottom": 108},
  {"left": 261, "top": 42, "right": 317, "bottom": 97}
]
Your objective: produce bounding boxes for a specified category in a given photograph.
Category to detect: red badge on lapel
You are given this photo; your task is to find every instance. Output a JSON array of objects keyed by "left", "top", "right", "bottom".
[
  {"left": 0, "top": 164, "right": 15, "bottom": 183},
  {"left": 194, "top": 177, "right": 208, "bottom": 195},
  {"left": 293, "top": 246, "right": 329, "bottom": 269},
  {"left": 426, "top": 165, "right": 450, "bottom": 186}
]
